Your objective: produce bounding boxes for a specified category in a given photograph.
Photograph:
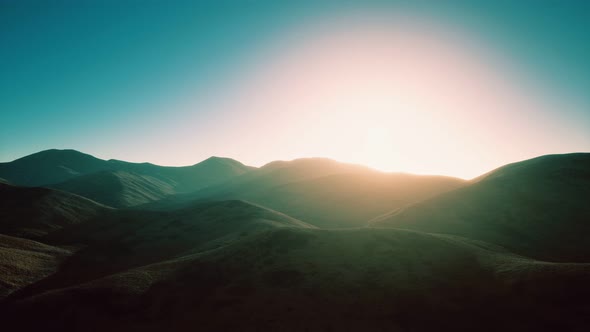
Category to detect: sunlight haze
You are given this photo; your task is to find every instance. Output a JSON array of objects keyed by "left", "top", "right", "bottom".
[{"left": 1, "top": 2, "right": 589, "bottom": 179}]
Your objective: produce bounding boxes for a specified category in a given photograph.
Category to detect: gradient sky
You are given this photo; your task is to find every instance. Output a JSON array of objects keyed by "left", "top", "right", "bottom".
[{"left": 1, "top": 0, "right": 589, "bottom": 179}]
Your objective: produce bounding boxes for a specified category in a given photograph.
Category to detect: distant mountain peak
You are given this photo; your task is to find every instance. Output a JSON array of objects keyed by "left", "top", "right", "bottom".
[
  {"left": 200, "top": 156, "right": 233, "bottom": 163},
  {"left": 13, "top": 148, "right": 100, "bottom": 162},
  {"left": 200, "top": 156, "right": 242, "bottom": 164},
  {"left": 0, "top": 149, "right": 254, "bottom": 191}
]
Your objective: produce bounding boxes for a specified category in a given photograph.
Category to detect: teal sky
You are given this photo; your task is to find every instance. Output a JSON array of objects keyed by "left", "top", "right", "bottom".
[{"left": 1, "top": 0, "right": 589, "bottom": 178}]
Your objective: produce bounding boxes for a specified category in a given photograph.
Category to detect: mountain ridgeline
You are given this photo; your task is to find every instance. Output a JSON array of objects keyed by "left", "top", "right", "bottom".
[
  {"left": 0, "top": 149, "right": 589, "bottom": 331},
  {"left": 141, "top": 157, "right": 466, "bottom": 227},
  {"left": 0, "top": 149, "right": 253, "bottom": 207}
]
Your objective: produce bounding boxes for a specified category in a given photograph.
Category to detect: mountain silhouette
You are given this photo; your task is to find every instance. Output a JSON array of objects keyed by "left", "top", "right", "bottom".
[
  {"left": 0, "top": 150, "right": 108, "bottom": 186},
  {"left": 0, "top": 150, "right": 253, "bottom": 207},
  {"left": 158, "top": 158, "right": 465, "bottom": 227},
  {"left": 0, "top": 182, "right": 110, "bottom": 239},
  {"left": 1, "top": 150, "right": 589, "bottom": 331}
]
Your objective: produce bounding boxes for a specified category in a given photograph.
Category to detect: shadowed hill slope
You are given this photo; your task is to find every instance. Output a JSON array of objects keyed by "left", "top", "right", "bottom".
[
  {"left": 0, "top": 183, "right": 106, "bottom": 299},
  {"left": 0, "top": 234, "right": 71, "bottom": 299},
  {"left": 251, "top": 172, "right": 465, "bottom": 227},
  {"left": 50, "top": 170, "right": 176, "bottom": 208},
  {"left": 0, "top": 183, "right": 110, "bottom": 240},
  {"left": 1, "top": 154, "right": 590, "bottom": 331},
  {"left": 372, "top": 153, "right": 590, "bottom": 262},
  {"left": 6, "top": 200, "right": 315, "bottom": 301},
  {"left": 105, "top": 156, "right": 256, "bottom": 193},
  {"left": 4, "top": 228, "right": 589, "bottom": 331},
  {"left": 0, "top": 149, "right": 253, "bottom": 190}
]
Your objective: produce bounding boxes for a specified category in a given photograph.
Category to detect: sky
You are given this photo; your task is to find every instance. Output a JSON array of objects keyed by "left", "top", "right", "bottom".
[{"left": 1, "top": 0, "right": 589, "bottom": 179}]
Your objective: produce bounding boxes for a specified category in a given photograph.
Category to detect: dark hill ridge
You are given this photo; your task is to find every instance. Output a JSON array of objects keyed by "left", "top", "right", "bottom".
[
  {"left": 372, "top": 153, "right": 590, "bottom": 262},
  {"left": 474, "top": 152, "right": 590, "bottom": 183},
  {"left": 0, "top": 149, "right": 252, "bottom": 189},
  {"left": 0, "top": 149, "right": 106, "bottom": 186},
  {"left": 0, "top": 234, "right": 71, "bottom": 299},
  {"left": 0, "top": 182, "right": 110, "bottom": 240},
  {"left": 0, "top": 149, "right": 254, "bottom": 207}
]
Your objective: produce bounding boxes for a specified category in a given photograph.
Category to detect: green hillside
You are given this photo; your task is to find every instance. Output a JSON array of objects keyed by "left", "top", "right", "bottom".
[{"left": 373, "top": 153, "right": 590, "bottom": 262}]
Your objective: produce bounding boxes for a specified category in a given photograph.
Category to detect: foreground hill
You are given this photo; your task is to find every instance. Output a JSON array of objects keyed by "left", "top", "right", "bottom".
[
  {"left": 2, "top": 151, "right": 589, "bottom": 331},
  {"left": 6, "top": 199, "right": 315, "bottom": 300},
  {"left": 0, "top": 234, "right": 71, "bottom": 299},
  {"left": 372, "top": 153, "right": 590, "bottom": 262},
  {"left": 0, "top": 183, "right": 108, "bottom": 299},
  {"left": 4, "top": 228, "right": 589, "bottom": 331},
  {"left": 0, "top": 150, "right": 254, "bottom": 207},
  {"left": 0, "top": 183, "right": 110, "bottom": 240},
  {"left": 159, "top": 158, "right": 465, "bottom": 227},
  {"left": 0, "top": 182, "right": 314, "bottom": 303}
]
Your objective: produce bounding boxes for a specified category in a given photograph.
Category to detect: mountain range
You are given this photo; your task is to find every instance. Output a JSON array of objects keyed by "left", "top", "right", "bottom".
[{"left": 1, "top": 149, "right": 589, "bottom": 331}]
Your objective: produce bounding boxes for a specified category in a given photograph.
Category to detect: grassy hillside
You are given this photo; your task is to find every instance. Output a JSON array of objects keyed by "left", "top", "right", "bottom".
[
  {"left": 0, "top": 183, "right": 110, "bottom": 240},
  {"left": 6, "top": 199, "right": 315, "bottom": 300},
  {"left": 372, "top": 153, "right": 590, "bottom": 262},
  {"left": 4, "top": 228, "right": 589, "bottom": 331},
  {"left": 0, "top": 183, "right": 102, "bottom": 299},
  {"left": 0, "top": 150, "right": 253, "bottom": 198},
  {"left": 0, "top": 234, "right": 71, "bottom": 299}
]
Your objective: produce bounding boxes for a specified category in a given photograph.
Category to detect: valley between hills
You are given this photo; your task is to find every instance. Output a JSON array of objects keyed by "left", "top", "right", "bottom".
[{"left": 1, "top": 149, "right": 589, "bottom": 331}]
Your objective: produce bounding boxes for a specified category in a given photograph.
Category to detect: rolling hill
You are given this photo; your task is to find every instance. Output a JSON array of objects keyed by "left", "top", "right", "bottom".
[
  {"left": 0, "top": 149, "right": 108, "bottom": 187},
  {"left": 156, "top": 158, "right": 466, "bottom": 227},
  {"left": 1, "top": 151, "right": 589, "bottom": 331},
  {"left": 372, "top": 153, "right": 590, "bottom": 262},
  {"left": 0, "top": 182, "right": 316, "bottom": 304},
  {"left": 0, "top": 183, "right": 103, "bottom": 299},
  {"left": 0, "top": 150, "right": 254, "bottom": 207},
  {"left": 4, "top": 198, "right": 316, "bottom": 301},
  {"left": 50, "top": 170, "right": 177, "bottom": 208},
  {"left": 4, "top": 227, "right": 589, "bottom": 331},
  {"left": 0, "top": 234, "right": 71, "bottom": 299},
  {"left": 0, "top": 182, "right": 110, "bottom": 240}
]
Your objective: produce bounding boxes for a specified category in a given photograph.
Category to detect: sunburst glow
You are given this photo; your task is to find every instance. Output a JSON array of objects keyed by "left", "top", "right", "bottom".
[{"left": 185, "top": 13, "right": 586, "bottom": 178}]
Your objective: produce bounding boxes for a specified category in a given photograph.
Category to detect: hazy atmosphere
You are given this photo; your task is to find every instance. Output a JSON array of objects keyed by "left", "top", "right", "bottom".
[
  {"left": 2, "top": 1, "right": 589, "bottom": 178},
  {"left": 1, "top": 1, "right": 589, "bottom": 331}
]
